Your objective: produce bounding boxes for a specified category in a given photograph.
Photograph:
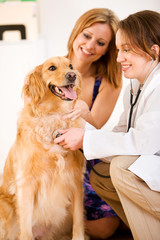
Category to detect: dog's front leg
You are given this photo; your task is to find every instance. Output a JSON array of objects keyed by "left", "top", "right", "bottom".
[
  {"left": 16, "top": 178, "right": 35, "bottom": 240},
  {"left": 72, "top": 181, "right": 85, "bottom": 240}
]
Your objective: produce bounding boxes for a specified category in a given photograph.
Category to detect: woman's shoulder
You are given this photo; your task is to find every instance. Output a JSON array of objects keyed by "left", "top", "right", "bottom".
[{"left": 100, "top": 76, "right": 121, "bottom": 94}]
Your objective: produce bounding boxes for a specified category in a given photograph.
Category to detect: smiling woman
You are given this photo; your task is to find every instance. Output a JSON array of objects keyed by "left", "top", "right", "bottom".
[
  {"left": 62, "top": 8, "right": 123, "bottom": 239},
  {"left": 116, "top": 30, "right": 155, "bottom": 83},
  {"left": 72, "top": 23, "right": 112, "bottom": 63}
]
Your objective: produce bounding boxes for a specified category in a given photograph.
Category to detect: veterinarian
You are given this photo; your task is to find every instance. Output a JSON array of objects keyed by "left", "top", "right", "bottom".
[
  {"left": 64, "top": 8, "right": 123, "bottom": 239},
  {"left": 55, "top": 10, "right": 160, "bottom": 240}
]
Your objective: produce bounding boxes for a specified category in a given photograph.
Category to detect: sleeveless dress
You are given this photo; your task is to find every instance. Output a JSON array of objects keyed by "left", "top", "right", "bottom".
[{"left": 84, "top": 76, "right": 117, "bottom": 220}]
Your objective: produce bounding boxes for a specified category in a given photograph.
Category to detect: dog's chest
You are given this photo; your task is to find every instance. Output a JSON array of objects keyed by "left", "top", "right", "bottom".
[
  {"left": 32, "top": 168, "right": 74, "bottom": 232},
  {"left": 33, "top": 114, "right": 66, "bottom": 144}
]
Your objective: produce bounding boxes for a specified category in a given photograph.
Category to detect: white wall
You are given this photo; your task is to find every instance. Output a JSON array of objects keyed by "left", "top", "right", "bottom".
[
  {"left": 0, "top": 39, "right": 46, "bottom": 174},
  {"left": 0, "top": 0, "right": 159, "bottom": 174},
  {"left": 39, "top": 0, "right": 160, "bottom": 58}
]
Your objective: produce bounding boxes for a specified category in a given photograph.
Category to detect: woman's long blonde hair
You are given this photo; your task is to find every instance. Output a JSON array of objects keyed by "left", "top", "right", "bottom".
[{"left": 67, "top": 8, "right": 122, "bottom": 88}]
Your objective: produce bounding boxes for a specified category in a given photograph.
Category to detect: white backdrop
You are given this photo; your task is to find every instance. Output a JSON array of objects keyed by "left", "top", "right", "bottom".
[
  {"left": 40, "top": 0, "right": 160, "bottom": 58},
  {"left": 0, "top": 0, "right": 159, "bottom": 174}
]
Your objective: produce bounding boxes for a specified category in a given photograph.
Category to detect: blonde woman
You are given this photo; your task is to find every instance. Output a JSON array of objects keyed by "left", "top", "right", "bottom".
[{"left": 64, "top": 8, "right": 122, "bottom": 239}]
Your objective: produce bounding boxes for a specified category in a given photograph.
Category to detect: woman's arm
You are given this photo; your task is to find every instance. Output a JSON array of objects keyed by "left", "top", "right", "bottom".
[
  {"left": 89, "top": 82, "right": 121, "bottom": 128},
  {"left": 64, "top": 81, "right": 121, "bottom": 129}
]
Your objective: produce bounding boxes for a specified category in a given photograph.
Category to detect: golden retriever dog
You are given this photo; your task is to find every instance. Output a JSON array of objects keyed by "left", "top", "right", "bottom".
[{"left": 0, "top": 57, "right": 86, "bottom": 240}]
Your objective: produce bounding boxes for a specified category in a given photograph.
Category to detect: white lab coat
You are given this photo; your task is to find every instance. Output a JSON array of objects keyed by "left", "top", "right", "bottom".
[{"left": 83, "top": 63, "right": 160, "bottom": 191}]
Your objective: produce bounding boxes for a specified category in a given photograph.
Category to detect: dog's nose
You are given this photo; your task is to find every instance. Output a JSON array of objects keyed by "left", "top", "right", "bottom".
[{"left": 65, "top": 72, "right": 76, "bottom": 82}]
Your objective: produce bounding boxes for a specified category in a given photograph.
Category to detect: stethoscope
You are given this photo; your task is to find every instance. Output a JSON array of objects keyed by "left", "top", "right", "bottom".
[
  {"left": 127, "top": 82, "right": 143, "bottom": 131},
  {"left": 127, "top": 59, "right": 154, "bottom": 132}
]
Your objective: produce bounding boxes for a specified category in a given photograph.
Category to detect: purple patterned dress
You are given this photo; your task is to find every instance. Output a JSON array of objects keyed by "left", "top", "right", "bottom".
[{"left": 84, "top": 76, "right": 117, "bottom": 220}]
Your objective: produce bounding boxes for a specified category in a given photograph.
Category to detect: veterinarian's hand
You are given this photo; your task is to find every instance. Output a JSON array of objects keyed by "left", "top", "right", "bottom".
[
  {"left": 54, "top": 127, "right": 84, "bottom": 150},
  {"left": 63, "top": 99, "right": 90, "bottom": 121}
]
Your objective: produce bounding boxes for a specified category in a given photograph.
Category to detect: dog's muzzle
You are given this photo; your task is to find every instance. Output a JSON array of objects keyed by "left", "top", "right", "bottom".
[
  {"left": 49, "top": 83, "right": 77, "bottom": 101},
  {"left": 49, "top": 71, "right": 78, "bottom": 101}
]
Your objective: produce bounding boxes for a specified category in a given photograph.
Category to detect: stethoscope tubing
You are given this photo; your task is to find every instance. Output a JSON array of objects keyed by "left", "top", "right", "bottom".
[
  {"left": 127, "top": 59, "right": 154, "bottom": 131},
  {"left": 127, "top": 88, "right": 142, "bottom": 131}
]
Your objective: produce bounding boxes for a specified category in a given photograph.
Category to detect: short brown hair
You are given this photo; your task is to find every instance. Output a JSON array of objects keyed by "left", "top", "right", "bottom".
[
  {"left": 67, "top": 8, "right": 122, "bottom": 88},
  {"left": 118, "top": 10, "right": 160, "bottom": 61}
]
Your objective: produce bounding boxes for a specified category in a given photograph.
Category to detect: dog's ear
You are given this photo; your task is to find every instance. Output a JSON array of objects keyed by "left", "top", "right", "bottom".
[{"left": 22, "top": 65, "right": 45, "bottom": 104}]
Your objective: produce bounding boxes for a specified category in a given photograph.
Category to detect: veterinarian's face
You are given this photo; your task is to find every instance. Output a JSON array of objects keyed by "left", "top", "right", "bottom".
[
  {"left": 116, "top": 29, "right": 153, "bottom": 84},
  {"left": 72, "top": 23, "right": 112, "bottom": 63}
]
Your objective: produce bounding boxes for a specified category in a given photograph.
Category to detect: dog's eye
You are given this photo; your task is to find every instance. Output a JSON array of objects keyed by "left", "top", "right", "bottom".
[
  {"left": 48, "top": 65, "right": 56, "bottom": 71},
  {"left": 69, "top": 64, "right": 73, "bottom": 70}
]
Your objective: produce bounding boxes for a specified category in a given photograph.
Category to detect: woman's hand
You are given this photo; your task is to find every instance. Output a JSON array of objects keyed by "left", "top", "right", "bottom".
[
  {"left": 54, "top": 127, "right": 84, "bottom": 150},
  {"left": 63, "top": 99, "right": 90, "bottom": 121}
]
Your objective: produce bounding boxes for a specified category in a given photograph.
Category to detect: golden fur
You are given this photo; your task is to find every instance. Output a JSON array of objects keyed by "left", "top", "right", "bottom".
[{"left": 0, "top": 57, "right": 86, "bottom": 240}]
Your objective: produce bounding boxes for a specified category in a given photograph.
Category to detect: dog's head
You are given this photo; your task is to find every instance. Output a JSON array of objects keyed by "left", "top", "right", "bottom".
[{"left": 22, "top": 57, "right": 81, "bottom": 114}]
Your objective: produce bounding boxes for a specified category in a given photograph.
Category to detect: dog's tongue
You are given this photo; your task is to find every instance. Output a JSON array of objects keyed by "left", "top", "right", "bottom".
[{"left": 60, "top": 86, "right": 77, "bottom": 100}]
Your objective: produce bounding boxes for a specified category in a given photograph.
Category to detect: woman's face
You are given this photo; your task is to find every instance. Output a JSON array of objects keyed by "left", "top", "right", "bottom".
[
  {"left": 116, "top": 29, "right": 153, "bottom": 84},
  {"left": 72, "top": 23, "right": 112, "bottom": 64}
]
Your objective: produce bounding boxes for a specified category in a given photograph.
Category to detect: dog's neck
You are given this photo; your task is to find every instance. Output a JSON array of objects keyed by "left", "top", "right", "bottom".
[{"left": 25, "top": 99, "right": 73, "bottom": 118}]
